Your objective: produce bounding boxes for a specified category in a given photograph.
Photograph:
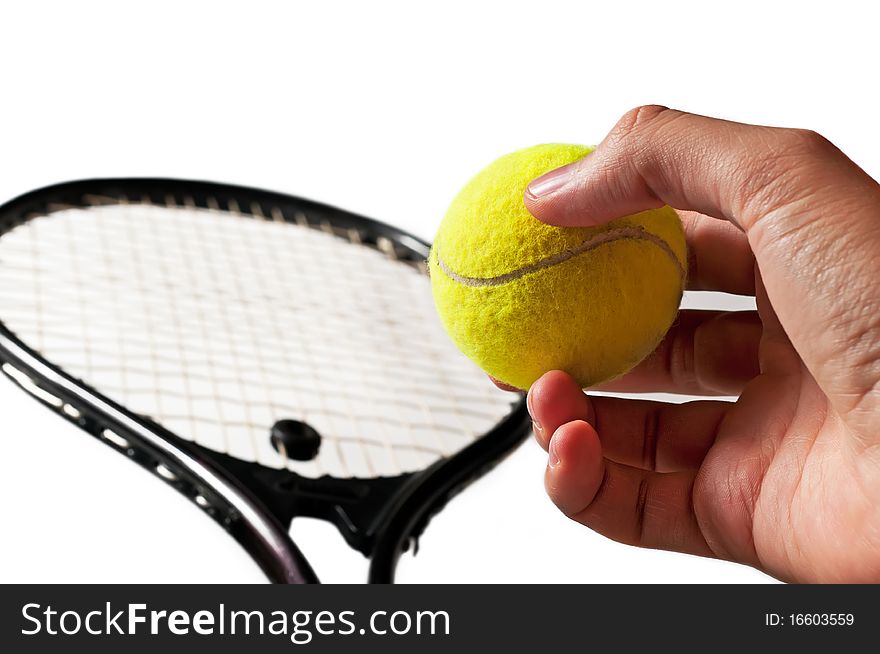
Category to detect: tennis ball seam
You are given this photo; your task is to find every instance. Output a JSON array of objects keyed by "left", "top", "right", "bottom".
[{"left": 434, "top": 226, "right": 686, "bottom": 288}]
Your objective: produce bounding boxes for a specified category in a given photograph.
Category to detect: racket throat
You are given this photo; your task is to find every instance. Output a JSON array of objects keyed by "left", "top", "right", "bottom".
[{"left": 205, "top": 450, "right": 414, "bottom": 556}]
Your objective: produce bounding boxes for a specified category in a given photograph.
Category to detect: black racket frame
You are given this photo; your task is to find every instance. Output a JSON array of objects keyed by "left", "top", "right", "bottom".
[{"left": 0, "top": 178, "right": 530, "bottom": 583}]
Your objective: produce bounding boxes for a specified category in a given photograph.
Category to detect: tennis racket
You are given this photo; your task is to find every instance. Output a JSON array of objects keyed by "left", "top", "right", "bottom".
[{"left": 0, "top": 179, "right": 529, "bottom": 583}]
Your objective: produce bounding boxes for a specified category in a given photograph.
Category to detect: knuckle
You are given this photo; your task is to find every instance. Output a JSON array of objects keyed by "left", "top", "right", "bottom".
[
  {"left": 783, "top": 128, "right": 836, "bottom": 157},
  {"left": 735, "top": 127, "right": 840, "bottom": 230},
  {"left": 616, "top": 104, "right": 672, "bottom": 136},
  {"left": 634, "top": 477, "right": 651, "bottom": 544},
  {"left": 605, "top": 105, "right": 682, "bottom": 198},
  {"left": 609, "top": 105, "right": 675, "bottom": 150},
  {"left": 641, "top": 406, "right": 662, "bottom": 471},
  {"left": 665, "top": 322, "right": 696, "bottom": 388}
]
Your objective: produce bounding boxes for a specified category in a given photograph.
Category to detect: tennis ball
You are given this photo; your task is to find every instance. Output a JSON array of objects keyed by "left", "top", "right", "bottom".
[{"left": 429, "top": 143, "right": 687, "bottom": 391}]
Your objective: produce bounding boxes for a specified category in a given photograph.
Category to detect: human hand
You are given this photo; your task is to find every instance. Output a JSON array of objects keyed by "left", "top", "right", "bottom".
[{"left": 521, "top": 106, "right": 880, "bottom": 582}]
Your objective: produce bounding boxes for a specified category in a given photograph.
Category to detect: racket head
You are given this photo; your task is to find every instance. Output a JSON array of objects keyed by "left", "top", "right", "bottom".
[{"left": 0, "top": 179, "right": 530, "bottom": 582}]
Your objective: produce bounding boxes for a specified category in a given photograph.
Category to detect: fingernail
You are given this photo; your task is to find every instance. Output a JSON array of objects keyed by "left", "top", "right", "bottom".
[
  {"left": 526, "top": 388, "right": 542, "bottom": 432},
  {"left": 548, "top": 435, "right": 560, "bottom": 468},
  {"left": 488, "top": 374, "right": 520, "bottom": 392},
  {"left": 532, "top": 420, "right": 544, "bottom": 439},
  {"left": 526, "top": 164, "right": 572, "bottom": 199}
]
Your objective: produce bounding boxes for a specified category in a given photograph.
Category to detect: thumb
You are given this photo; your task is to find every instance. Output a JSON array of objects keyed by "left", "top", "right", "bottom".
[
  {"left": 522, "top": 104, "right": 829, "bottom": 230},
  {"left": 522, "top": 105, "right": 762, "bottom": 227}
]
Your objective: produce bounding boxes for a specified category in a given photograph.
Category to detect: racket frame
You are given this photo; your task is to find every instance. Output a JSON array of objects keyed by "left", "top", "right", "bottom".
[{"left": 0, "top": 178, "right": 530, "bottom": 583}]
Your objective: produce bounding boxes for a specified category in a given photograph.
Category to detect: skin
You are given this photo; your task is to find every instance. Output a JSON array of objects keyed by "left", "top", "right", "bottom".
[{"left": 512, "top": 106, "right": 880, "bottom": 582}]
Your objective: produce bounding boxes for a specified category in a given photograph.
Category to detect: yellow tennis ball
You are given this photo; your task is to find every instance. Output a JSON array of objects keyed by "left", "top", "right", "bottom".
[{"left": 429, "top": 143, "right": 687, "bottom": 391}]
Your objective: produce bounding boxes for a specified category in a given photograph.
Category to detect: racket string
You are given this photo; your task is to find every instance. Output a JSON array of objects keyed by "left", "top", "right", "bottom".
[
  {"left": 0, "top": 198, "right": 514, "bottom": 479},
  {"left": 225, "top": 199, "right": 343, "bottom": 478}
]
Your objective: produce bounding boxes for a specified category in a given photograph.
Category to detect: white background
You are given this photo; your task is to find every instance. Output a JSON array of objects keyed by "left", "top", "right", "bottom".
[{"left": 1, "top": 1, "right": 877, "bottom": 583}]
